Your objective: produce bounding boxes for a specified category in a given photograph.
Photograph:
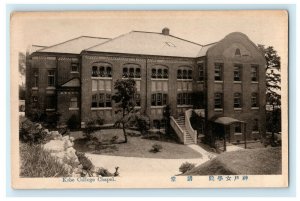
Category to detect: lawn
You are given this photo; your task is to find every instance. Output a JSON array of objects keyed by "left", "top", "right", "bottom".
[
  {"left": 183, "top": 147, "right": 281, "bottom": 175},
  {"left": 72, "top": 129, "right": 202, "bottom": 159}
]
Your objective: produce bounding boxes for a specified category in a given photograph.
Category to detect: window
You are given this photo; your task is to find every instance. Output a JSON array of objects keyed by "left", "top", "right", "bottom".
[
  {"left": 253, "top": 119, "right": 259, "bottom": 132},
  {"left": 32, "top": 96, "right": 38, "bottom": 108},
  {"left": 177, "top": 66, "right": 192, "bottom": 80},
  {"left": 92, "top": 66, "right": 98, "bottom": 77},
  {"left": 105, "top": 94, "right": 111, "bottom": 107},
  {"left": 234, "top": 92, "right": 242, "bottom": 108},
  {"left": 91, "top": 63, "right": 112, "bottom": 77},
  {"left": 70, "top": 97, "right": 78, "bottom": 108},
  {"left": 214, "top": 93, "right": 223, "bottom": 109},
  {"left": 122, "top": 64, "right": 141, "bottom": 78},
  {"left": 129, "top": 68, "right": 134, "bottom": 78},
  {"left": 214, "top": 63, "right": 223, "bottom": 81},
  {"left": 235, "top": 48, "right": 241, "bottom": 56},
  {"left": 33, "top": 69, "right": 38, "bottom": 87},
  {"left": 152, "top": 66, "right": 168, "bottom": 79},
  {"left": 91, "top": 93, "right": 112, "bottom": 108},
  {"left": 46, "top": 96, "right": 56, "bottom": 110},
  {"left": 234, "top": 64, "right": 242, "bottom": 81},
  {"left": 71, "top": 63, "right": 79, "bottom": 72},
  {"left": 251, "top": 93, "right": 258, "bottom": 107},
  {"left": 47, "top": 70, "right": 55, "bottom": 87},
  {"left": 177, "top": 93, "right": 192, "bottom": 105},
  {"left": 135, "top": 93, "right": 141, "bottom": 106},
  {"left": 235, "top": 123, "right": 242, "bottom": 133},
  {"left": 91, "top": 94, "right": 97, "bottom": 107},
  {"left": 251, "top": 65, "right": 258, "bottom": 82},
  {"left": 151, "top": 93, "right": 168, "bottom": 106},
  {"left": 198, "top": 63, "right": 204, "bottom": 81}
]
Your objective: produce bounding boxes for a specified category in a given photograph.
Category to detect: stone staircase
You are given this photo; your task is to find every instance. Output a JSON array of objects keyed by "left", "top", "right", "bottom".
[{"left": 175, "top": 115, "right": 195, "bottom": 145}]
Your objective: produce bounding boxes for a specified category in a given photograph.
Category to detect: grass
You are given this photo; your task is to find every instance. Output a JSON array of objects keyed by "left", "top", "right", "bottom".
[
  {"left": 19, "top": 143, "right": 69, "bottom": 177},
  {"left": 73, "top": 129, "right": 202, "bottom": 159},
  {"left": 183, "top": 147, "right": 281, "bottom": 175}
]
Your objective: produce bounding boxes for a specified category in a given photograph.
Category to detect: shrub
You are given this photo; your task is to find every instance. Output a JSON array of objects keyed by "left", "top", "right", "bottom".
[
  {"left": 135, "top": 115, "right": 150, "bottom": 135},
  {"left": 150, "top": 143, "right": 163, "bottom": 153},
  {"left": 67, "top": 114, "right": 80, "bottom": 130},
  {"left": 19, "top": 118, "right": 47, "bottom": 144},
  {"left": 19, "top": 143, "right": 69, "bottom": 177},
  {"left": 179, "top": 162, "right": 196, "bottom": 174},
  {"left": 97, "top": 168, "right": 114, "bottom": 177},
  {"left": 75, "top": 151, "right": 94, "bottom": 172}
]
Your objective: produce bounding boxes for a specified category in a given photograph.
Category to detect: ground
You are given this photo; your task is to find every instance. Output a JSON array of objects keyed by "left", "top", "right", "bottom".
[
  {"left": 183, "top": 147, "right": 281, "bottom": 175},
  {"left": 71, "top": 128, "right": 212, "bottom": 177},
  {"left": 72, "top": 129, "right": 203, "bottom": 159}
]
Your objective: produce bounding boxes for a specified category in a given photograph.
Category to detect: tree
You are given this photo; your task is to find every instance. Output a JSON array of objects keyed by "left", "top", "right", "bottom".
[
  {"left": 163, "top": 105, "right": 171, "bottom": 136},
  {"left": 258, "top": 45, "right": 281, "bottom": 144},
  {"left": 112, "top": 79, "right": 137, "bottom": 143}
]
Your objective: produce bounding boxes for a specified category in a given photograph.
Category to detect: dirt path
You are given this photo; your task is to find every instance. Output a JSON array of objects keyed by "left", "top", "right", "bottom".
[{"left": 86, "top": 145, "right": 213, "bottom": 177}]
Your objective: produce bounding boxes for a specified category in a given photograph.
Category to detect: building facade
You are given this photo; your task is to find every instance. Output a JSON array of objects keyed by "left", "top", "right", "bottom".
[{"left": 25, "top": 28, "right": 266, "bottom": 144}]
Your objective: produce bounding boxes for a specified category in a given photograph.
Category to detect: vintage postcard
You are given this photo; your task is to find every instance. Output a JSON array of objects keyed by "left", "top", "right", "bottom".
[{"left": 10, "top": 10, "right": 288, "bottom": 189}]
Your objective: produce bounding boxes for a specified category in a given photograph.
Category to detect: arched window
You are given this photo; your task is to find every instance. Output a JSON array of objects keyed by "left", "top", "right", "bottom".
[
  {"left": 235, "top": 48, "right": 241, "bottom": 56},
  {"left": 122, "top": 64, "right": 141, "bottom": 79},
  {"left": 91, "top": 62, "right": 113, "bottom": 78},
  {"left": 177, "top": 66, "right": 192, "bottom": 80},
  {"left": 151, "top": 65, "right": 168, "bottom": 79}
]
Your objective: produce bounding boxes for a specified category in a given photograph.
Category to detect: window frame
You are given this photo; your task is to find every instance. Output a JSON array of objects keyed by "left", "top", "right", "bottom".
[
  {"left": 47, "top": 70, "right": 55, "bottom": 87},
  {"left": 233, "top": 92, "right": 242, "bottom": 109},
  {"left": 233, "top": 64, "right": 242, "bottom": 82},
  {"left": 251, "top": 65, "right": 259, "bottom": 82},
  {"left": 214, "top": 92, "right": 223, "bottom": 109},
  {"left": 214, "top": 63, "right": 223, "bottom": 81}
]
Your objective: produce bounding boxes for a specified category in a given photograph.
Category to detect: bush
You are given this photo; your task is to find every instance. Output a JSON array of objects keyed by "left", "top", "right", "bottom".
[
  {"left": 20, "top": 143, "right": 69, "bottom": 177},
  {"left": 67, "top": 114, "right": 80, "bottom": 130},
  {"left": 135, "top": 115, "right": 150, "bottom": 135},
  {"left": 75, "top": 151, "right": 94, "bottom": 172},
  {"left": 150, "top": 143, "right": 163, "bottom": 153},
  {"left": 179, "top": 162, "right": 196, "bottom": 174},
  {"left": 19, "top": 117, "right": 47, "bottom": 144},
  {"left": 97, "top": 168, "right": 114, "bottom": 177}
]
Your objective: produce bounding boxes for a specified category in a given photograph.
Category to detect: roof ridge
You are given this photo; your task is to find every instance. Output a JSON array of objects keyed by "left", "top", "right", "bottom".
[
  {"left": 37, "top": 36, "right": 83, "bottom": 52},
  {"left": 168, "top": 34, "right": 203, "bottom": 46},
  {"left": 202, "top": 42, "right": 218, "bottom": 46},
  {"left": 132, "top": 30, "right": 203, "bottom": 46},
  {"left": 80, "top": 35, "right": 111, "bottom": 40},
  {"left": 85, "top": 31, "right": 133, "bottom": 51},
  {"left": 37, "top": 36, "right": 110, "bottom": 52}
]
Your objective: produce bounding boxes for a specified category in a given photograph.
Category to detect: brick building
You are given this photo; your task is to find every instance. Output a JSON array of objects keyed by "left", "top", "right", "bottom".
[{"left": 25, "top": 28, "right": 266, "bottom": 145}]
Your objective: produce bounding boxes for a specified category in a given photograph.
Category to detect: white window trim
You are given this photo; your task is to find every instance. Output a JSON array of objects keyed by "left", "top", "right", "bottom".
[
  {"left": 69, "top": 108, "right": 79, "bottom": 111},
  {"left": 91, "top": 77, "right": 112, "bottom": 80},
  {"left": 233, "top": 81, "right": 242, "bottom": 84},
  {"left": 46, "top": 108, "right": 56, "bottom": 112},
  {"left": 91, "top": 107, "right": 112, "bottom": 111},
  {"left": 214, "top": 81, "right": 223, "bottom": 84},
  {"left": 177, "top": 105, "right": 193, "bottom": 108},
  {"left": 251, "top": 107, "right": 259, "bottom": 110},
  {"left": 71, "top": 71, "right": 79, "bottom": 74},
  {"left": 46, "top": 87, "right": 56, "bottom": 90},
  {"left": 234, "top": 132, "right": 243, "bottom": 136},
  {"left": 214, "top": 108, "right": 223, "bottom": 112},
  {"left": 251, "top": 81, "right": 259, "bottom": 84},
  {"left": 31, "top": 87, "right": 38, "bottom": 90},
  {"left": 234, "top": 108, "right": 242, "bottom": 111}
]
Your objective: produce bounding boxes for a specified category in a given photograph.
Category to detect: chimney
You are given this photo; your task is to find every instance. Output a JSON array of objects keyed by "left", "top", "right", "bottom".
[{"left": 162, "top": 27, "right": 170, "bottom": 35}]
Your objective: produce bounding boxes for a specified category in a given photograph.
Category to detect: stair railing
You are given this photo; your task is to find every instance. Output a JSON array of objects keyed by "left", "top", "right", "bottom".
[
  {"left": 170, "top": 116, "right": 186, "bottom": 144},
  {"left": 185, "top": 109, "right": 197, "bottom": 144}
]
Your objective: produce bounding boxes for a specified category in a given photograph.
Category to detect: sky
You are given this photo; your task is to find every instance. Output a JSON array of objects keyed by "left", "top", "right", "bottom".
[{"left": 11, "top": 10, "right": 288, "bottom": 59}]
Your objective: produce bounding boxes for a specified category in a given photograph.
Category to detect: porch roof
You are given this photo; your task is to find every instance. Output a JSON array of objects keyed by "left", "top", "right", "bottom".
[{"left": 214, "top": 117, "right": 244, "bottom": 125}]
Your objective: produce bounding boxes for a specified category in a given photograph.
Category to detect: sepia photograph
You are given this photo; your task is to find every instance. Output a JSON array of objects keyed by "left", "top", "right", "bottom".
[{"left": 10, "top": 10, "right": 288, "bottom": 189}]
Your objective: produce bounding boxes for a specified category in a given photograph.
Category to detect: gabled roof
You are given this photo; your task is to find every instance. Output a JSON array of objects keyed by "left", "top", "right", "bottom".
[
  {"left": 197, "top": 42, "right": 218, "bottom": 57},
  {"left": 60, "top": 77, "right": 80, "bottom": 87},
  {"left": 38, "top": 36, "right": 111, "bottom": 54},
  {"left": 29, "top": 45, "right": 47, "bottom": 54},
  {"left": 86, "top": 31, "right": 203, "bottom": 58}
]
